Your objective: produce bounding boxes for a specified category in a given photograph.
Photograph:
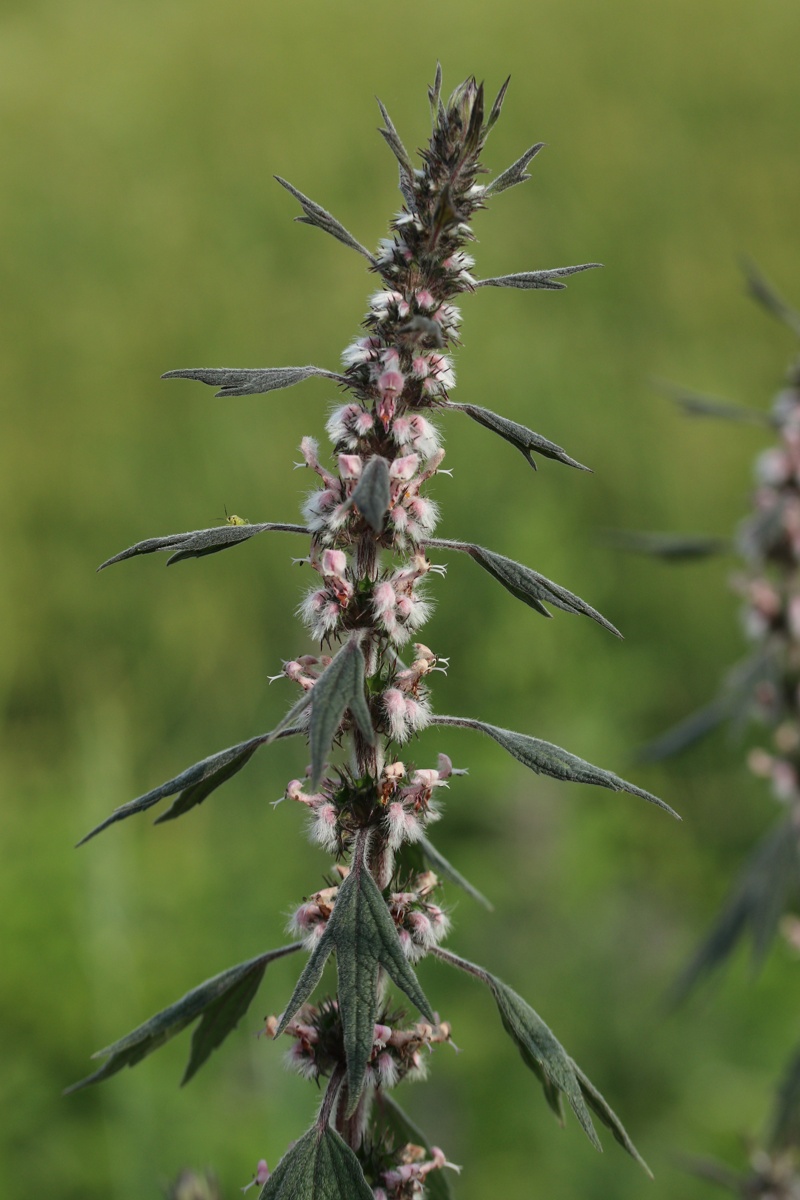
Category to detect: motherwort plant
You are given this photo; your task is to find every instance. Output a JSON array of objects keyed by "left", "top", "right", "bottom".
[
  {"left": 626, "top": 270, "right": 800, "bottom": 1194},
  {"left": 69, "top": 70, "right": 676, "bottom": 1197}
]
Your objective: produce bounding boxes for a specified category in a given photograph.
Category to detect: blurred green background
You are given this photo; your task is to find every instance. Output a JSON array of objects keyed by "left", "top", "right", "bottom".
[{"left": 3, "top": 0, "right": 800, "bottom": 1196}]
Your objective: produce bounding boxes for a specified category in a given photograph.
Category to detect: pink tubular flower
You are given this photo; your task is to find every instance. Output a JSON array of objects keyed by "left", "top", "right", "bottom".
[{"left": 241, "top": 1159, "right": 269, "bottom": 1194}]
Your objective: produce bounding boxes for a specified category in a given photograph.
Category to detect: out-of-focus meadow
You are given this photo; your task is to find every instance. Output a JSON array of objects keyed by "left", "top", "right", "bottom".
[{"left": 3, "top": 0, "right": 800, "bottom": 1196}]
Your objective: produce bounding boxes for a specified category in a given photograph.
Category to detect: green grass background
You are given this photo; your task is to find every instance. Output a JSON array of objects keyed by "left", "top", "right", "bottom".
[{"left": 3, "top": 0, "right": 800, "bottom": 1196}]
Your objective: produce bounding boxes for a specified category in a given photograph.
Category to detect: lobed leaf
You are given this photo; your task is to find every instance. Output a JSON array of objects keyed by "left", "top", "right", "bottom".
[
  {"left": 484, "top": 143, "right": 545, "bottom": 195},
  {"left": 162, "top": 365, "right": 345, "bottom": 398},
  {"left": 428, "top": 538, "right": 621, "bottom": 636},
  {"left": 307, "top": 638, "right": 375, "bottom": 789},
  {"left": 78, "top": 727, "right": 304, "bottom": 845},
  {"left": 433, "top": 716, "right": 679, "bottom": 819},
  {"left": 570, "top": 1060, "right": 653, "bottom": 1176},
  {"left": 259, "top": 1126, "right": 373, "bottom": 1200},
  {"left": 350, "top": 456, "right": 391, "bottom": 533},
  {"left": 433, "top": 950, "right": 649, "bottom": 1172},
  {"left": 374, "top": 1094, "right": 453, "bottom": 1200},
  {"left": 275, "top": 834, "right": 434, "bottom": 1115},
  {"left": 275, "top": 176, "right": 378, "bottom": 266},
  {"left": 671, "top": 817, "right": 800, "bottom": 1002},
  {"left": 446, "top": 401, "right": 590, "bottom": 471},
  {"left": 65, "top": 946, "right": 301, "bottom": 1094},
  {"left": 98, "top": 522, "right": 309, "bottom": 571},
  {"left": 475, "top": 263, "right": 602, "bottom": 290},
  {"left": 376, "top": 99, "right": 415, "bottom": 178}
]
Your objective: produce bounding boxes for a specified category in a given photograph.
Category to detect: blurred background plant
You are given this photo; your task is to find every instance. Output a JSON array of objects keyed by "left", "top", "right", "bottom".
[
  {"left": 624, "top": 271, "right": 800, "bottom": 1196},
  {"left": 3, "top": 1, "right": 800, "bottom": 1198}
]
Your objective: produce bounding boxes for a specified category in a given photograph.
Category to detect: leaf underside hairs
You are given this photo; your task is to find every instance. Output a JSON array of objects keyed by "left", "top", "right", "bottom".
[{"left": 77, "top": 67, "right": 669, "bottom": 1196}]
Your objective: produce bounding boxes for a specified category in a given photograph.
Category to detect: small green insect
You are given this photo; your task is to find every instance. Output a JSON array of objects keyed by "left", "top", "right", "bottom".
[{"left": 219, "top": 506, "right": 250, "bottom": 526}]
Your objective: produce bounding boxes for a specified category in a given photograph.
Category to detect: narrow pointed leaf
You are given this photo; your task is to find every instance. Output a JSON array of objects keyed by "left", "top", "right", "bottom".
[
  {"left": 78, "top": 727, "right": 304, "bottom": 844},
  {"left": 446, "top": 402, "right": 590, "bottom": 471},
  {"left": 475, "top": 263, "right": 602, "bottom": 290},
  {"left": 485, "top": 75, "right": 511, "bottom": 135},
  {"left": 418, "top": 835, "right": 493, "bottom": 910},
  {"left": 275, "top": 837, "right": 434, "bottom": 1114},
  {"left": 636, "top": 697, "right": 729, "bottom": 762},
  {"left": 605, "top": 529, "right": 730, "bottom": 561},
  {"left": 308, "top": 639, "right": 374, "bottom": 788},
  {"left": 672, "top": 818, "right": 800, "bottom": 1001},
  {"left": 766, "top": 1044, "right": 800, "bottom": 1152},
  {"left": 374, "top": 1094, "right": 453, "bottom": 1200},
  {"left": 428, "top": 538, "right": 620, "bottom": 636},
  {"left": 433, "top": 716, "right": 679, "bottom": 818},
  {"left": 65, "top": 945, "right": 301, "bottom": 1094},
  {"left": 428, "top": 63, "right": 443, "bottom": 126},
  {"left": 350, "top": 456, "right": 391, "bottom": 533},
  {"left": 162, "top": 365, "right": 345, "bottom": 397},
  {"left": 434, "top": 950, "right": 649, "bottom": 1170},
  {"left": 98, "top": 522, "right": 309, "bottom": 571},
  {"left": 742, "top": 258, "right": 800, "bottom": 338},
  {"left": 485, "top": 143, "right": 545, "bottom": 194},
  {"left": 659, "top": 381, "right": 770, "bottom": 425},
  {"left": 259, "top": 1127, "right": 373, "bottom": 1200},
  {"left": 77, "top": 736, "right": 263, "bottom": 844},
  {"left": 571, "top": 1061, "right": 653, "bottom": 1177},
  {"left": 376, "top": 98, "right": 414, "bottom": 177},
  {"left": 487, "top": 974, "right": 601, "bottom": 1149},
  {"left": 275, "top": 176, "right": 378, "bottom": 266},
  {"left": 154, "top": 740, "right": 263, "bottom": 825}
]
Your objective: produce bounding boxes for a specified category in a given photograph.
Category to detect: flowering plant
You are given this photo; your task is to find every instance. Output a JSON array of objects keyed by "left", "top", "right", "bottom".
[
  {"left": 69, "top": 69, "right": 675, "bottom": 1198},
  {"left": 627, "top": 268, "right": 800, "bottom": 1194}
]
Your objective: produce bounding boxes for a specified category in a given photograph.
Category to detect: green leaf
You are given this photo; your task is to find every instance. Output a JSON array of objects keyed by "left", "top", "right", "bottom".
[
  {"left": 766, "top": 1044, "right": 800, "bottom": 1152},
  {"left": 373, "top": 1094, "right": 453, "bottom": 1200},
  {"left": 65, "top": 945, "right": 301, "bottom": 1094},
  {"left": 97, "top": 522, "right": 309, "bottom": 571},
  {"left": 664, "top": 384, "right": 770, "bottom": 425},
  {"left": 604, "top": 529, "right": 730, "bottom": 561},
  {"left": 570, "top": 1060, "right": 653, "bottom": 1177},
  {"left": 433, "top": 950, "right": 649, "bottom": 1173},
  {"left": 350, "top": 456, "right": 391, "bottom": 533},
  {"left": 417, "top": 835, "right": 493, "bottom": 910},
  {"left": 428, "top": 538, "right": 621, "bottom": 636},
  {"left": 446, "top": 401, "right": 590, "bottom": 471},
  {"left": 308, "top": 639, "right": 375, "bottom": 788},
  {"left": 475, "top": 263, "right": 602, "bottom": 290},
  {"left": 275, "top": 176, "right": 378, "bottom": 267},
  {"left": 433, "top": 716, "right": 680, "bottom": 819},
  {"left": 636, "top": 697, "right": 729, "bottom": 762},
  {"left": 260, "top": 1127, "right": 373, "bottom": 1200},
  {"left": 276, "top": 836, "right": 434, "bottom": 1114},
  {"left": 77, "top": 735, "right": 264, "bottom": 844},
  {"left": 162, "top": 365, "right": 346, "bottom": 398},
  {"left": 484, "top": 75, "right": 510, "bottom": 136},
  {"left": 77, "top": 726, "right": 305, "bottom": 845},
  {"left": 484, "top": 142, "right": 545, "bottom": 194},
  {"left": 672, "top": 817, "right": 800, "bottom": 1001},
  {"left": 742, "top": 258, "right": 800, "bottom": 338}
]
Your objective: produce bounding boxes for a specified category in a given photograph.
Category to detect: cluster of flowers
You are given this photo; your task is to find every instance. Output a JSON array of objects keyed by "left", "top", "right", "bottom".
[
  {"left": 372, "top": 1142, "right": 461, "bottom": 1200},
  {"left": 289, "top": 868, "right": 450, "bottom": 963},
  {"left": 263, "top": 999, "right": 453, "bottom": 1091},
  {"left": 281, "top": 749, "right": 459, "bottom": 859},
  {"left": 734, "top": 363, "right": 800, "bottom": 805}
]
